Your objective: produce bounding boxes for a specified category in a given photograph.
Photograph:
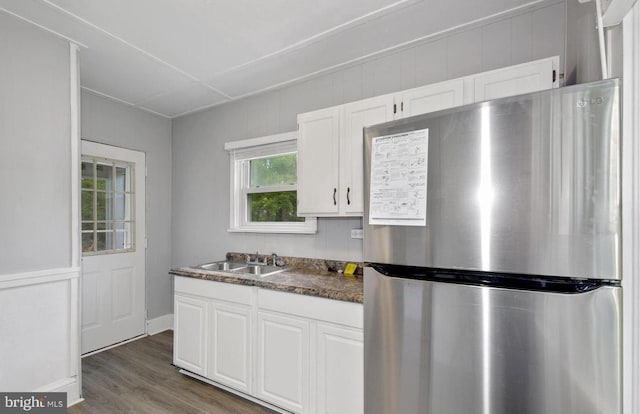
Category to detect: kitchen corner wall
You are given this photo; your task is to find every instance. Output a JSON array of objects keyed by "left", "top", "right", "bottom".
[
  {"left": 81, "top": 92, "right": 173, "bottom": 319},
  {"left": 171, "top": 0, "right": 566, "bottom": 268}
]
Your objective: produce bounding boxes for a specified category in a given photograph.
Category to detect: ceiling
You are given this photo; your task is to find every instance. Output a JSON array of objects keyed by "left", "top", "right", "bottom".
[{"left": 0, "top": 0, "right": 544, "bottom": 118}]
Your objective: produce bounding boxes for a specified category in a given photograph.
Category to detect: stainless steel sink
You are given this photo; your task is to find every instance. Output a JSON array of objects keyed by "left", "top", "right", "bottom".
[
  {"left": 197, "top": 261, "right": 287, "bottom": 277},
  {"left": 198, "top": 261, "right": 247, "bottom": 271},
  {"left": 243, "top": 265, "right": 287, "bottom": 277}
]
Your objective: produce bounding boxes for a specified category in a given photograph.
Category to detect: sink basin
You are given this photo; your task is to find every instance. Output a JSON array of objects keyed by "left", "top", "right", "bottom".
[
  {"left": 196, "top": 261, "right": 287, "bottom": 277},
  {"left": 198, "top": 261, "right": 247, "bottom": 271},
  {"left": 243, "top": 265, "right": 287, "bottom": 277}
]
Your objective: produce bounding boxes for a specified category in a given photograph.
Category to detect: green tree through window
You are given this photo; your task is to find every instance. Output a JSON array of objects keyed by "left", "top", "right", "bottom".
[{"left": 249, "top": 154, "right": 303, "bottom": 222}]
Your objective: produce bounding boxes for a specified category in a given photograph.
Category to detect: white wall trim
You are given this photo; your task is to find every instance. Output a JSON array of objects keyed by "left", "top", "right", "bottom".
[
  {"left": 70, "top": 43, "right": 80, "bottom": 269},
  {"left": 35, "top": 377, "right": 82, "bottom": 407},
  {"left": 69, "top": 42, "right": 82, "bottom": 406},
  {"left": 80, "top": 86, "right": 172, "bottom": 119},
  {"left": 224, "top": 131, "right": 297, "bottom": 151},
  {"left": 0, "top": 7, "right": 87, "bottom": 48},
  {"left": 622, "top": 3, "right": 640, "bottom": 413},
  {"left": 147, "top": 313, "right": 174, "bottom": 335},
  {"left": 0, "top": 267, "right": 80, "bottom": 290}
]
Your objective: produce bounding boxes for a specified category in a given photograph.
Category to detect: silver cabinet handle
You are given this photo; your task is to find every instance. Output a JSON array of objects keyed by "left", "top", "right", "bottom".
[
  {"left": 333, "top": 188, "right": 337, "bottom": 205},
  {"left": 347, "top": 187, "right": 351, "bottom": 205}
]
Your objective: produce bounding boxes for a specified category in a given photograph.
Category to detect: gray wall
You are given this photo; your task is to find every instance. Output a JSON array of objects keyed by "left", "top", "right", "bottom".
[
  {"left": 0, "top": 12, "right": 71, "bottom": 274},
  {"left": 171, "top": 1, "right": 566, "bottom": 268},
  {"left": 565, "top": 0, "right": 602, "bottom": 84},
  {"left": 81, "top": 91, "right": 173, "bottom": 319}
]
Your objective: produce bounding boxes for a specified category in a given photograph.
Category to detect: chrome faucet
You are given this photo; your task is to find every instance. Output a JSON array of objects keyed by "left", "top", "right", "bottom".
[
  {"left": 247, "top": 251, "right": 267, "bottom": 265},
  {"left": 271, "top": 253, "right": 279, "bottom": 266}
]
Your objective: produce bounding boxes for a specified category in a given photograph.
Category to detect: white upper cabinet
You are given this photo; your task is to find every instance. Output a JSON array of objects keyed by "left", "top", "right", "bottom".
[
  {"left": 473, "top": 57, "right": 558, "bottom": 102},
  {"left": 340, "top": 95, "right": 395, "bottom": 215},
  {"left": 398, "top": 78, "right": 464, "bottom": 118},
  {"left": 297, "top": 57, "right": 558, "bottom": 217},
  {"left": 297, "top": 107, "right": 341, "bottom": 215}
]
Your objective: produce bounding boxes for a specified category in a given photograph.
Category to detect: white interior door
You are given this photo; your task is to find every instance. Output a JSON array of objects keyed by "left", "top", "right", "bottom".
[{"left": 80, "top": 140, "right": 146, "bottom": 354}]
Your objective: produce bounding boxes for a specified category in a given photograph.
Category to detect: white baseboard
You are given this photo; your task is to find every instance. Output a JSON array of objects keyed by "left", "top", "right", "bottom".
[
  {"left": 35, "top": 377, "right": 81, "bottom": 407},
  {"left": 147, "top": 313, "right": 174, "bottom": 335}
]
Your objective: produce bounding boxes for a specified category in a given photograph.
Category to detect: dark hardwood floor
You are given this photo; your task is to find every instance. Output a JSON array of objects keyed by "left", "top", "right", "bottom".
[{"left": 68, "top": 331, "right": 276, "bottom": 414}]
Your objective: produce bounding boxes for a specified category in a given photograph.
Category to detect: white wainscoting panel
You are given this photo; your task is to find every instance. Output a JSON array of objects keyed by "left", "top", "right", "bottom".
[{"left": 0, "top": 267, "right": 80, "bottom": 404}]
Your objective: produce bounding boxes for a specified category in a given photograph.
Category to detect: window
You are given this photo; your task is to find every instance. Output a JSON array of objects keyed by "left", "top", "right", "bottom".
[
  {"left": 227, "top": 133, "right": 317, "bottom": 233},
  {"left": 81, "top": 157, "right": 135, "bottom": 254}
]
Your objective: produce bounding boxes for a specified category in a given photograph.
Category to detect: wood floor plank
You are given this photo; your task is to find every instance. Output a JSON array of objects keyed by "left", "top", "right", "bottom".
[{"left": 69, "top": 331, "right": 276, "bottom": 414}]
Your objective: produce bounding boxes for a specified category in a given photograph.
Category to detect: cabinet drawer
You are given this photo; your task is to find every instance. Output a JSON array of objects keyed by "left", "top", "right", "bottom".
[
  {"left": 175, "top": 276, "right": 253, "bottom": 306},
  {"left": 257, "top": 289, "right": 363, "bottom": 329}
]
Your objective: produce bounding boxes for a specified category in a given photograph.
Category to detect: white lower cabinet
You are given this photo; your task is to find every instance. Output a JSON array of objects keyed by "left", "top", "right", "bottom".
[
  {"left": 316, "top": 323, "right": 364, "bottom": 414},
  {"left": 173, "top": 276, "right": 364, "bottom": 414},
  {"left": 173, "top": 294, "right": 208, "bottom": 376},
  {"left": 256, "top": 311, "right": 310, "bottom": 413},
  {"left": 208, "top": 302, "right": 252, "bottom": 394}
]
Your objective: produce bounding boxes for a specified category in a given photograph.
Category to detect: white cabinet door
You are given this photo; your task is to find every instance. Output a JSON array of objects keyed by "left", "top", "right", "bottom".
[
  {"left": 341, "top": 95, "right": 395, "bottom": 215},
  {"left": 473, "top": 57, "right": 557, "bottom": 102},
  {"left": 174, "top": 295, "right": 207, "bottom": 376},
  {"left": 208, "top": 302, "right": 252, "bottom": 394},
  {"left": 297, "top": 107, "right": 341, "bottom": 216},
  {"left": 316, "top": 323, "right": 364, "bottom": 414},
  {"left": 256, "top": 311, "right": 310, "bottom": 414},
  {"left": 399, "top": 79, "right": 465, "bottom": 118}
]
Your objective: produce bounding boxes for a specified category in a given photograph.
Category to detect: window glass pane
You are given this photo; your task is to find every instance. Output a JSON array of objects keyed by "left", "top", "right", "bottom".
[
  {"left": 82, "top": 156, "right": 136, "bottom": 254},
  {"left": 115, "top": 222, "right": 132, "bottom": 250},
  {"left": 96, "top": 231, "right": 114, "bottom": 251},
  {"left": 96, "top": 162, "right": 113, "bottom": 191},
  {"left": 97, "top": 221, "right": 112, "bottom": 231},
  {"left": 250, "top": 154, "right": 297, "bottom": 187},
  {"left": 115, "top": 165, "right": 130, "bottom": 192},
  {"left": 81, "top": 161, "right": 94, "bottom": 189},
  {"left": 82, "top": 232, "right": 94, "bottom": 253},
  {"left": 248, "top": 191, "right": 304, "bottom": 222},
  {"left": 115, "top": 193, "right": 131, "bottom": 221},
  {"left": 96, "top": 191, "right": 113, "bottom": 221},
  {"left": 81, "top": 190, "right": 94, "bottom": 221}
]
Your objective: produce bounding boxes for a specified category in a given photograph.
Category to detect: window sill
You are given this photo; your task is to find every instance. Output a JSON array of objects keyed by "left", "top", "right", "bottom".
[{"left": 228, "top": 219, "right": 317, "bottom": 234}]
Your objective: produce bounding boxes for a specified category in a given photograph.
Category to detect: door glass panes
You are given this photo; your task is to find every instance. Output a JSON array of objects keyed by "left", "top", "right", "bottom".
[{"left": 81, "top": 158, "right": 135, "bottom": 254}]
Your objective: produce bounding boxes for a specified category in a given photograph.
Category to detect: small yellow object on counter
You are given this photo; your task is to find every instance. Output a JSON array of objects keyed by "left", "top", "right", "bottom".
[{"left": 344, "top": 263, "right": 357, "bottom": 276}]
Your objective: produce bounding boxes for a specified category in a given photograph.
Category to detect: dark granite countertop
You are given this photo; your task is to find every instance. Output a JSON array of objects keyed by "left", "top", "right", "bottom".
[{"left": 170, "top": 253, "right": 364, "bottom": 304}]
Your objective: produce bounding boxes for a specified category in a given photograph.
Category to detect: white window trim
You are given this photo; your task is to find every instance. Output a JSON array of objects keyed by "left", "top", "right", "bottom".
[{"left": 225, "top": 132, "right": 317, "bottom": 234}]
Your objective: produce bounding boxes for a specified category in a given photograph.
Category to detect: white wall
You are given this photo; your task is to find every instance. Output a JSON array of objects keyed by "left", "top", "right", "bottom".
[
  {"left": 171, "top": 1, "right": 566, "bottom": 267},
  {"left": 0, "top": 11, "right": 81, "bottom": 403},
  {"left": 81, "top": 91, "right": 173, "bottom": 319}
]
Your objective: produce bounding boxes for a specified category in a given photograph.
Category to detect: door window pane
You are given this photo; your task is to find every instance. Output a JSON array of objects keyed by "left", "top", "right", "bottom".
[
  {"left": 114, "top": 193, "right": 131, "bottom": 221},
  {"left": 82, "top": 190, "right": 94, "bottom": 220},
  {"left": 81, "top": 162, "right": 94, "bottom": 189},
  {"left": 82, "top": 232, "right": 94, "bottom": 252},
  {"left": 82, "top": 157, "right": 135, "bottom": 255}
]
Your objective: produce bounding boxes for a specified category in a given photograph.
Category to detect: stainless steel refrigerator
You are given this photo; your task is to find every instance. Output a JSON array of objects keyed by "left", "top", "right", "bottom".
[{"left": 363, "top": 79, "right": 621, "bottom": 414}]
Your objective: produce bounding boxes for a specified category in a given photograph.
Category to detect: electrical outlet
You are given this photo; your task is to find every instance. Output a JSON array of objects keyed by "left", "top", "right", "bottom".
[{"left": 351, "top": 228, "right": 363, "bottom": 239}]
